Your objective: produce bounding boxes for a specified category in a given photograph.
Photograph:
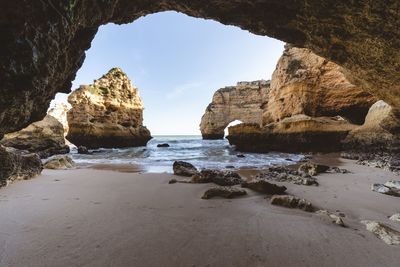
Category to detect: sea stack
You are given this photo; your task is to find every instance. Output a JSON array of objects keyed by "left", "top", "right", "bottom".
[
  {"left": 66, "top": 68, "right": 152, "bottom": 149},
  {"left": 200, "top": 80, "right": 270, "bottom": 139}
]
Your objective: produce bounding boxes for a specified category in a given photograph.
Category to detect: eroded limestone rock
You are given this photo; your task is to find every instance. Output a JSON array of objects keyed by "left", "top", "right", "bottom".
[
  {"left": 242, "top": 179, "right": 287, "bottom": 195},
  {"left": 44, "top": 155, "right": 75, "bottom": 170},
  {"left": 371, "top": 183, "right": 400, "bottom": 197},
  {"left": 200, "top": 169, "right": 243, "bottom": 186},
  {"left": 0, "top": 145, "right": 42, "bottom": 187},
  {"left": 200, "top": 80, "right": 270, "bottom": 139},
  {"left": 254, "top": 166, "right": 318, "bottom": 186},
  {"left": 361, "top": 220, "right": 400, "bottom": 246},
  {"left": 201, "top": 187, "right": 247, "bottom": 199},
  {"left": 1, "top": 115, "right": 69, "bottom": 158},
  {"left": 47, "top": 103, "right": 70, "bottom": 137},
  {"left": 66, "top": 68, "right": 152, "bottom": 149},
  {"left": 270, "top": 195, "right": 314, "bottom": 212},
  {"left": 298, "top": 162, "right": 330, "bottom": 176},
  {"left": 316, "top": 210, "right": 345, "bottom": 227},
  {"left": 389, "top": 214, "right": 400, "bottom": 223},
  {"left": 173, "top": 161, "right": 199, "bottom": 177}
]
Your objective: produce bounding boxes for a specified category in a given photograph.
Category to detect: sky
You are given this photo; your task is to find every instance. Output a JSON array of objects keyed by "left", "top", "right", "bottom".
[{"left": 52, "top": 11, "right": 284, "bottom": 135}]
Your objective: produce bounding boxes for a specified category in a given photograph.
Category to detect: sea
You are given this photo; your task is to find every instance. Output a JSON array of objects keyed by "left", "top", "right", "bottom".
[{"left": 70, "top": 135, "right": 304, "bottom": 173}]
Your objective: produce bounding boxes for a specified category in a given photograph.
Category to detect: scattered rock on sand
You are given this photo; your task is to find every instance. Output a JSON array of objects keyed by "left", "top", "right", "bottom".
[
  {"left": 327, "top": 166, "right": 350, "bottom": 174},
  {"left": 242, "top": 179, "right": 286, "bottom": 194},
  {"left": 173, "top": 161, "right": 199, "bottom": 177},
  {"left": 200, "top": 169, "right": 243, "bottom": 186},
  {"left": 316, "top": 210, "right": 345, "bottom": 227},
  {"left": 201, "top": 187, "right": 247, "bottom": 199},
  {"left": 157, "top": 143, "right": 170, "bottom": 148},
  {"left": 384, "top": 180, "right": 400, "bottom": 190},
  {"left": 371, "top": 183, "right": 400, "bottom": 197},
  {"left": 361, "top": 220, "right": 400, "bottom": 245},
  {"left": 298, "top": 162, "right": 330, "bottom": 176},
  {"left": 44, "top": 155, "right": 75, "bottom": 169},
  {"left": 168, "top": 179, "right": 177, "bottom": 184},
  {"left": 389, "top": 214, "right": 400, "bottom": 222},
  {"left": 255, "top": 166, "right": 318, "bottom": 186},
  {"left": 78, "top": 146, "right": 90, "bottom": 154},
  {"left": 270, "top": 195, "right": 314, "bottom": 212}
]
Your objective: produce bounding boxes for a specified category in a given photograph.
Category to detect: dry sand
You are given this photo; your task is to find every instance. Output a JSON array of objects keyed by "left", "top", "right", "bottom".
[{"left": 0, "top": 157, "right": 399, "bottom": 266}]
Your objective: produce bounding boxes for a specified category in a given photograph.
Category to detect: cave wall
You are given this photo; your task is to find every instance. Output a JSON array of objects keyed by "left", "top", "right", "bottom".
[
  {"left": 200, "top": 81, "right": 270, "bottom": 139},
  {"left": 1, "top": 0, "right": 399, "bottom": 138}
]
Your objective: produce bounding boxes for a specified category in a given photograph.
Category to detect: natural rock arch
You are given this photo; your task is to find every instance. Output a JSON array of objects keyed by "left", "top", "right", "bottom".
[
  {"left": 200, "top": 81, "right": 270, "bottom": 139},
  {"left": 0, "top": 1, "right": 399, "bottom": 138}
]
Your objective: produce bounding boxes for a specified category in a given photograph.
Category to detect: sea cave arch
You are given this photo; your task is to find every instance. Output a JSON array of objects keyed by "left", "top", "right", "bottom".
[{"left": 0, "top": 1, "right": 399, "bottom": 138}]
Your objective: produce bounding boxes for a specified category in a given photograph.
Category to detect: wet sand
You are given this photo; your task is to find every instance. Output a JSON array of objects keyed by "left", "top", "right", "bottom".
[{"left": 0, "top": 157, "right": 399, "bottom": 266}]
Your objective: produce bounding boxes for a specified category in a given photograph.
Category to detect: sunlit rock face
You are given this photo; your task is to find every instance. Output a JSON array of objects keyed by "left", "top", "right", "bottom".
[
  {"left": 47, "top": 103, "right": 70, "bottom": 137},
  {"left": 0, "top": 1, "right": 399, "bottom": 138},
  {"left": 200, "top": 81, "right": 270, "bottom": 139},
  {"left": 263, "top": 45, "right": 377, "bottom": 125},
  {"left": 66, "top": 68, "right": 152, "bottom": 149},
  {"left": 0, "top": 115, "right": 69, "bottom": 158},
  {"left": 343, "top": 101, "right": 400, "bottom": 153}
]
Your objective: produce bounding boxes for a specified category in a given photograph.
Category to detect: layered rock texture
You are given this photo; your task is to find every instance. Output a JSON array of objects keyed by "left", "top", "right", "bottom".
[
  {"left": 1, "top": 115, "right": 69, "bottom": 158},
  {"left": 1, "top": 1, "right": 399, "bottom": 139},
  {"left": 200, "top": 81, "right": 269, "bottom": 139},
  {"left": 227, "top": 46, "right": 395, "bottom": 153},
  {"left": 263, "top": 46, "right": 377, "bottom": 125},
  {"left": 0, "top": 145, "right": 42, "bottom": 187},
  {"left": 47, "top": 103, "right": 70, "bottom": 137},
  {"left": 66, "top": 68, "right": 151, "bottom": 149}
]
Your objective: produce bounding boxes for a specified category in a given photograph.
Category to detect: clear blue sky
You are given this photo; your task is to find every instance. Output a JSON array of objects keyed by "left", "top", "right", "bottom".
[{"left": 53, "top": 11, "right": 284, "bottom": 135}]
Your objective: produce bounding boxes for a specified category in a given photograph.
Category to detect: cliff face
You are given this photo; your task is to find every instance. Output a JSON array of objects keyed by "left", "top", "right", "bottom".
[
  {"left": 264, "top": 46, "right": 377, "bottom": 125},
  {"left": 47, "top": 103, "right": 70, "bottom": 137},
  {"left": 0, "top": 115, "right": 69, "bottom": 158},
  {"left": 0, "top": 1, "right": 399, "bottom": 138},
  {"left": 200, "top": 81, "right": 270, "bottom": 139},
  {"left": 66, "top": 68, "right": 151, "bottom": 149}
]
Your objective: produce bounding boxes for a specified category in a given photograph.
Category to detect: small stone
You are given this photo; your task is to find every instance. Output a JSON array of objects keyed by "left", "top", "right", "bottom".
[
  {"left": 270, "top": 195, "right": 314, "bottom": 212},
  {"left": 298, "top": 162, "right": 330, "bottom": 176},
  {"left": 242, "top": 179, "right": 286, "bottom": 194},
  {"left": 157, "top": 143, "right": 170, "bottom": 148},
  {"left": 384, "top": 180, "right": 400, "bottom": 190},
  {"left": 316, "top": 210, "right": 345, "bottom": 227},
  {"left": 361, "top": 220, "right": 400, "bottom": 245},
  {"left": 168, "top": 179, "right": 177, "bottom": 184},
  {"left": 78, "top": 146, "right": 90, "bottom": 154},
  {"left": 371, "top": 183, "right": 400, "bottom": 197},
  {"left": 201, "top": 187, "right": 247, "bottom": 199},
  {"left": 225, "top": 165, "right": 235, "bottom": 169},
  {"left": 173, "top": 161, "right": 199, "bottom": 177},
  {"left": 236, "top": 154, "right": 245, "bottom": 158}
]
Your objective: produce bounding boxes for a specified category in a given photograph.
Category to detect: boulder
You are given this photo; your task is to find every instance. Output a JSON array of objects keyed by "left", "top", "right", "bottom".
[
  {"left": 298, "top": 162, "right": 330, "bottom": 176},
  {"left": 173, "top": 161, "right": 199, "bottom": 177},
  {"left": 371, "top": 184, "right": 400, "bottom": 197},
  {"left": 0, "top": 145, "right": 42, "bottom": 187},
  {"left": 157, "top": 143, "right": 170, "bottom": 148},
  {"left": 201, "top": 187, "right": 247, "bottom": 199},
  {"left": 77, "top": 146, "right": 90, "bottom": 154},
  {"left": 270, "top": 195, "right": 314, "bottom": 212},
  {"left": 389, "top": 214, "right": 400, "bottom": 222},
  {"left": 361, "top": 220, "right": 400, "bottom": 245},
  {"left": 43, "top": 155, "right": 75, "bottom": 170},
  {"left": 200, "top": 169, "right": 243, "bottom": 186},
  {"left": 242, "top": 179, "right": 287, "bottom": 194},
  {"left": 200, "top": 80, "right": 270, "bottom": 139},
  {"left": 255, "top": 166, "right": 318, "bottom": 186},
  {"left": 1, "top": 115, "right": 69, "bottom": 158},
  {"left": 66, "top": 68, "right": 152, "bottom": 149},
  {"left": 227, "top": 116, "right": 356, "bottom": 153}
]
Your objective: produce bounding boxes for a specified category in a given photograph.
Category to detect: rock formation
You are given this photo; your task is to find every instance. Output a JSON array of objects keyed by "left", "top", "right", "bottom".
[
  {"left": 66, "top": 68, "right": 152, "bottom": 149},
  {"left": 200, "top": 80, "right": 270, "bottom": 139},
  {"left": 47, "top": 103, "right": 70, "bottom": 137},
  {"left": 263, "top": 45, "right": 377, "bottom": 125},
  {"left": 1, "top": 1, "right": 399, "bottom": 140},
  {"left": 1, "top": 115, "right": 69, "bottom": 158},
  {"left": 0, "top": 145, "right": 42, "bottom": 187}
]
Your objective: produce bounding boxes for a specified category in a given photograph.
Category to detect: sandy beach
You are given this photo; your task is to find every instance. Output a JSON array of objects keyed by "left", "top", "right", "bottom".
[{"left": 0, "top": 157, "right": 399, "bottom": 267}]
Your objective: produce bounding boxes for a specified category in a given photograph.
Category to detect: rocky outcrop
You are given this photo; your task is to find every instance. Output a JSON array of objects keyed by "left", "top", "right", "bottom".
[
  {"left": 66, "top": 68, "right": 152, "bottom": 149},
  {"left": 263, "top": 46, "right": 377, "bottom": 125},
  {"left": 361, "top": 220, "right": 400, "bottom": 246},
  {"left": 173, "top": 161, "right": 199, "bottom": 177},
  {"left": 201, "top": 187, "right": 247, "bottom": 199},
  {"left": 200, "top": 80, "right": 270, "bottom": 139},
  {"left": 227, "top": 115, "right": 356, "bottom": 152},
  {"left": 1, "top": 115, "right": 69, "bottom": 158},
  {"left": 241, "top": 180, "right": 287, "bottom": 195},
  {"left": 47, "top": 103, "right": 70, "bottom": 137},
  {"left": 343, "top": 101, "right": 400, "bottom": 153},
  {"left": 270, "top": 195, "right": 314, "bottom": 212},
  {"left": 0, "top": 1, "right": 399, "bottom": 139},
  {"left": 0, "top": 145, "right": 42, "bottom": 187}
]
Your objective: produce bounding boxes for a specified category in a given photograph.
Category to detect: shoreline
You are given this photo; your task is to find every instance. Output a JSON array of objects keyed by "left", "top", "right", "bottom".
[{"left": 1, "top": 154, "right": 399, "bottom": 266}]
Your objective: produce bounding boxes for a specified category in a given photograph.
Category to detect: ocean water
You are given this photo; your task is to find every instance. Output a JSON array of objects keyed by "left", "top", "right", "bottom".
[{"left": 70, "top": 135, "right": 304, "bottom": 173}]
